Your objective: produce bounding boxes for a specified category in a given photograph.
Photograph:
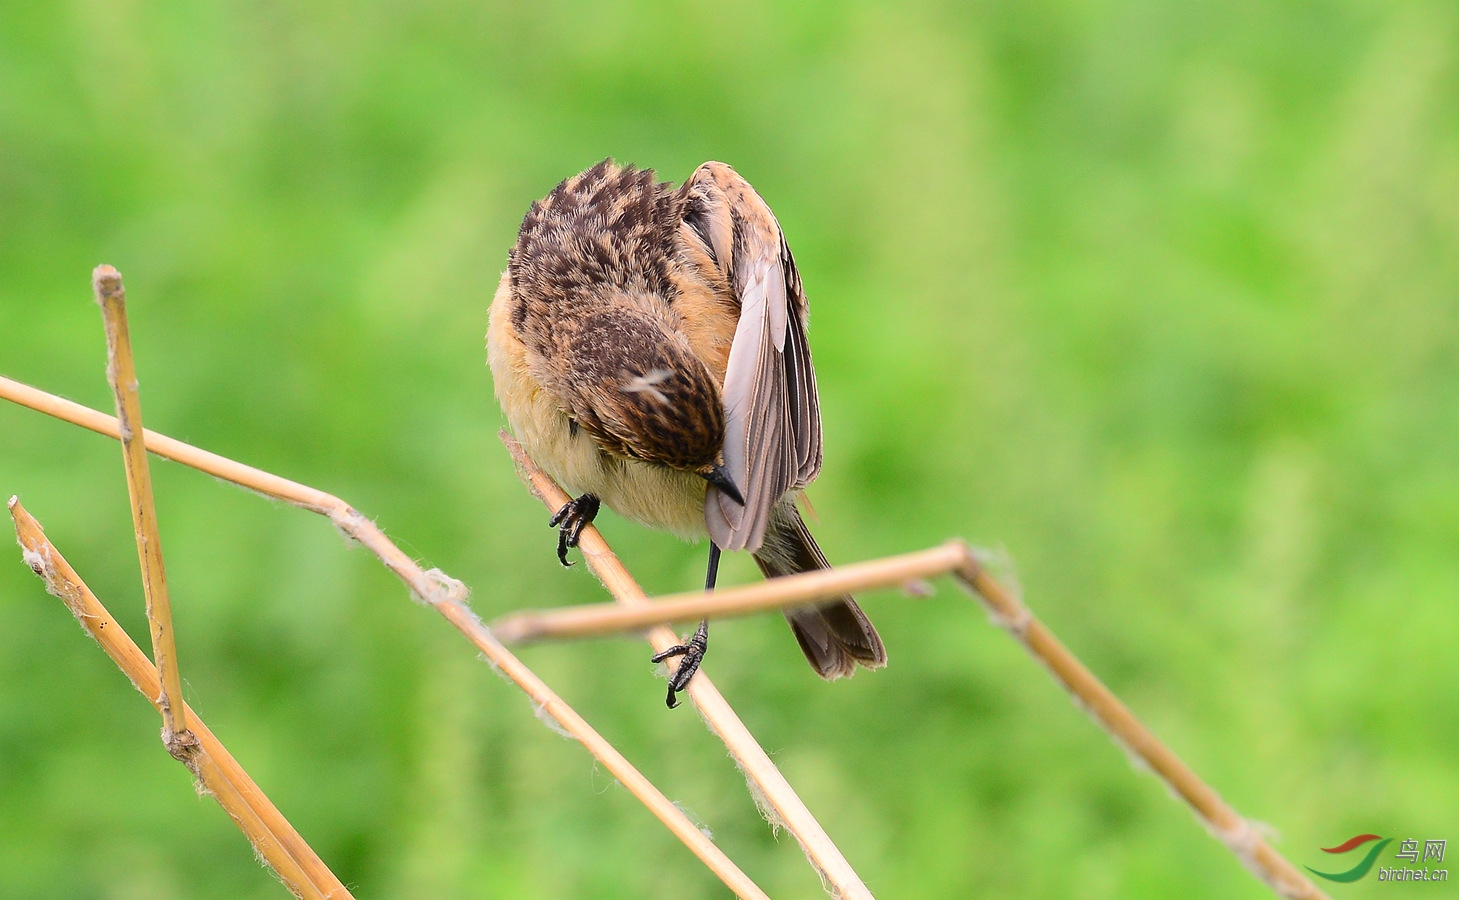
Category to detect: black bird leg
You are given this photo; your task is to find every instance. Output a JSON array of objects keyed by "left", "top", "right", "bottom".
[
  {"left": 548, "top": 494, "right": 600, "bottom": 567},
  {"left": 702, "top": 540, "right": 722, "bottom": 592},
  {"left": 651, "top": 542, "right": 721, "bottom": 708}
]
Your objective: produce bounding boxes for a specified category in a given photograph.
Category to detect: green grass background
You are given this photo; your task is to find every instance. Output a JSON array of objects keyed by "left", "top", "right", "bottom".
[{"left": 2, "top": 2, "right": 1457, "bottom": 897}]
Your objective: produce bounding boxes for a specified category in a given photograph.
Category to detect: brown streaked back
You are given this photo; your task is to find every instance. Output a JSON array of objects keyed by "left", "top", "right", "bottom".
[{"left": 506, "top": 160, "right": 727, "bottom": 473}]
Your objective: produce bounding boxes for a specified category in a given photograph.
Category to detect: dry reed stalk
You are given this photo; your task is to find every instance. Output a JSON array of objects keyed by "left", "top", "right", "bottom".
[
  {"left": 954, "top": 556, "right": 1329, "bottom": 900},
  {"left": 432, "top": 598, "right": 770, "bottom": 900},
  {"left": 493, "top": 542, "right": 966, "bottom": 643},
  {"left": 501, "top": 433, "right": 873, "bottom": 900},
  {"left": 0, "top": 376, "right": 769, "bottom": 900},
  {"left": 92, "top": 265, "right": 191, "bottom": 747},
  {"left": 10, "top": 497, "right": 350, "bottom": 900},
  {"left": 493, "top": 537, "right": 1331, "bottom": 900}
]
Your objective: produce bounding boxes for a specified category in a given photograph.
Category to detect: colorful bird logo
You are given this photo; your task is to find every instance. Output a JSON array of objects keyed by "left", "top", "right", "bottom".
[{"left": 1306, "top": 834, "right": 1391, "bottom": 882}]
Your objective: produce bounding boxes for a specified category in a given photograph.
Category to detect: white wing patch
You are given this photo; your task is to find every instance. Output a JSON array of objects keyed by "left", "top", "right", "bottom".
[{"left": 619, "top": 368, "right": 674, "bottom": 405}]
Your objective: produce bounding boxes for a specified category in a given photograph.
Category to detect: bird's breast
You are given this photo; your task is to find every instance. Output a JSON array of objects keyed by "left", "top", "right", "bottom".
[{"left": 489, "top": 273, "right": 710, "bottom": 541}]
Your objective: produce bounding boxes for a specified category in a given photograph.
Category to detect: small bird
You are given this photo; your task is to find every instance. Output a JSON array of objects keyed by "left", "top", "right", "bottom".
[{"left": 488, "top": 159, "right": 885, "bottom": 706}]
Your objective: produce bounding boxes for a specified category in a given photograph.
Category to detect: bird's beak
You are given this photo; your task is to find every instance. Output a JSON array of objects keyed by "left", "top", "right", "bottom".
[{"left": 702, "top": 464, "right": 745, "bottom": 506}]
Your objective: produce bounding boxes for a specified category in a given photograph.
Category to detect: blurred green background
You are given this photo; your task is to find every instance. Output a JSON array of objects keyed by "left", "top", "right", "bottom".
[{"left": 2, "top": 2, "right": 1457, "bottom": 897}]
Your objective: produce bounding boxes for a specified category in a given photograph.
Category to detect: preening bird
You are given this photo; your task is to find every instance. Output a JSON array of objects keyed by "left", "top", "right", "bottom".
[{"left": 488, "top": 159, "right": 885, "bottom": 706}]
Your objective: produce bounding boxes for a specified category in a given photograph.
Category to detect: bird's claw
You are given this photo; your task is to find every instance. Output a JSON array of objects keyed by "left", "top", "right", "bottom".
[
  {"left": 651, "top": 619, "right": 709, "bottom": 708},
  {"left": 549, "top": 494, "right": 600, "bottom": 567}
]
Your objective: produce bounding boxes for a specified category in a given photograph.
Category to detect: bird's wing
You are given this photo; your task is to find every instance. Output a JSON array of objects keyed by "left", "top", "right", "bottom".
[{"left": 682, "top": 162, "right": 822, "bottom": 552}]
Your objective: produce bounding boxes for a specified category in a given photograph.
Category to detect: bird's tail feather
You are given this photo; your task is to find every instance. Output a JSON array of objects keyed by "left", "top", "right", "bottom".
[{"left": 752, "top": 501, "right": 886, "bottom": 679}]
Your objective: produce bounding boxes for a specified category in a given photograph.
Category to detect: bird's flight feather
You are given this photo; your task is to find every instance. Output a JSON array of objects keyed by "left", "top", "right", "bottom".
[{"left": 685, "top": 163, "right": 822, "bottom": 552}]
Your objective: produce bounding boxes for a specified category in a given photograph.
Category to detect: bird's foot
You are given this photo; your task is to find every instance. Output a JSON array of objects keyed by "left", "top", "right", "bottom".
[
  {"left": 548, "top": 493, "right": 600, "bottom": 567},
  {"left": 651, "top": 619, "right": 709, "bottom": 709}
]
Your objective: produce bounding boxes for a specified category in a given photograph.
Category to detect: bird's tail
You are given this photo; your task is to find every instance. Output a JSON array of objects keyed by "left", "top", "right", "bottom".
[{"left": 752, "top": 501, "right": 886, "bottom": 679}]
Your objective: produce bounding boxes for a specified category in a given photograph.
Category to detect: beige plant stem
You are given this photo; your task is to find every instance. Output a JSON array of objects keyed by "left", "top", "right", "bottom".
[
  {"left": 10, "top": 497, "right": 350, "bottom": 900},
  {"left": 0, "top": 368, "right": 1328, "bottom": 899},
  {"left": 493, "top": 535, "right": 1331, "bottom": 900},
  {"left": 433, "top": 599, "right": 770, "bottom": 900},
  {"left": 954, "top": 557, "right": 1329, "bottom": 900},
  {"left": 493, "top": 542, "right": 965, "bottom": 643},
  {"left": 0, "top": 377, "right": 769, "bottom": 900},
  {"left": 92, "top": 265, "right": 191, "bottom": 746},
  {"left": 501, "top": 432, "right": 874, "bottom": 900}
]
